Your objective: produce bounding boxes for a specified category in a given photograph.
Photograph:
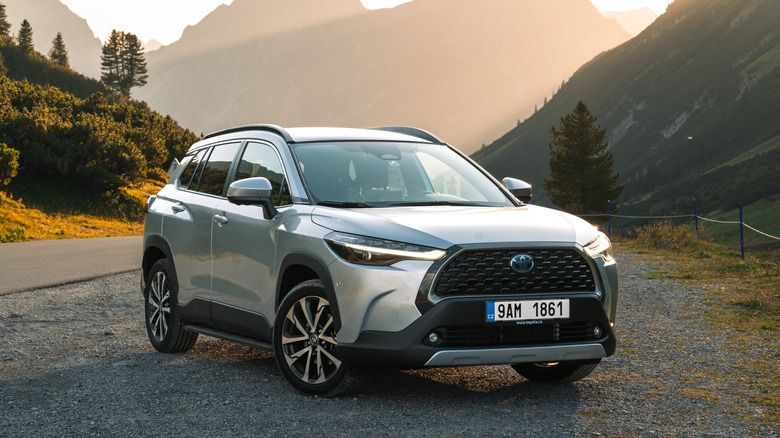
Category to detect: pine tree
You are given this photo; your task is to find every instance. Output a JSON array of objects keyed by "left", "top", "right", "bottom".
[
  {"left": 0, "top": 3, "right": 10, "bottom": 40},
  {"left": 17, "top": 19, "right": 33, "bottom": 53},
  {"left": 542, "top": 101, "right": 624, "bottom": 214},
  {"left": 101, "top": 30, "right": 148, "bottom": 99},
  {"left": 49, "top": 32, "right": 69, "bottom": 68},
  {"left": 100, "top": 30, "right": 123, "bottom": 93},
  {"left": 119, "top": 32, "right": 147, "bottom": 97}
]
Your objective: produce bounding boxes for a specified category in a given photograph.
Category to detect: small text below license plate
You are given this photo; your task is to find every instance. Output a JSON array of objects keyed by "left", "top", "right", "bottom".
[{"left": 486, "top": 299, "right": 570, "bottom": 322}]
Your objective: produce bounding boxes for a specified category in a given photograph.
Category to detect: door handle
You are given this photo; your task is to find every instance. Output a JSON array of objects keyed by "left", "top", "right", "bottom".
[
  {"left": 214, "top": 214, "right": 228, "bottom": 225},
  {"left": 171, "top": 203, "right": 185, "bottom": 213}
]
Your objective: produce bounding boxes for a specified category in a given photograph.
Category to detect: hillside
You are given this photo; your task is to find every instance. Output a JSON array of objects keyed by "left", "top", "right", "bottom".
[
  {"left": 135, "top": 0, "right": 630, "bottom": 152},
  {"left": 473, "top": 0, "right": 780, "bottom": 216},
  {"left": 5, "top": 0, "right": 102, "bottom": 78},
  {"left": 0, "top": 40, "right": 199, "bottom": 233},
  {"left": 600, "top": 8, "right": 658, "bottom": 36}
]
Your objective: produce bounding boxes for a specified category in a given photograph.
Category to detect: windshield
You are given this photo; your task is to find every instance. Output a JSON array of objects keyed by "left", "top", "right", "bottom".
[{"left": 291, "top": 142, "right": 512, "bottom": 207}]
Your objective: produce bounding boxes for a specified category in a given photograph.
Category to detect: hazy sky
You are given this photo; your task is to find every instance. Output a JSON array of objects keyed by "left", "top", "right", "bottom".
[{"left": 59, "top": 0, "right": 675, "bottom": 45}]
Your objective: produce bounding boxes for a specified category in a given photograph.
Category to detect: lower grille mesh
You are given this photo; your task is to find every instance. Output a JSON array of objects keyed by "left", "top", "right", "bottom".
[{"left": 433, "top": 322, "right": 598, "bottom": 348}]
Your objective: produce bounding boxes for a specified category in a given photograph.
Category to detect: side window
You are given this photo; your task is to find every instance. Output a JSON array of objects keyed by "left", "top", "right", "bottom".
[
  {"left": 177, "top": 148, "right": 207, "bottom": 190},
  {"left": 235, "top": 142, "right": 291, "bottom": 206},
  {"left": 197, "top": 142, "right": 241, "bottom": 196}
]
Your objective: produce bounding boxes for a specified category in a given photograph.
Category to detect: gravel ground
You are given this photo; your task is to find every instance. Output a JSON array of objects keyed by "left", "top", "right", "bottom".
[{"left": 1, "top": 252, "right": 777, "bottom": 437}]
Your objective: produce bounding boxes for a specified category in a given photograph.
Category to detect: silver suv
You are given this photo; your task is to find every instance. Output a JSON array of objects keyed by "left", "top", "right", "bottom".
[{"left": 141, "top": 125, "right": 618, "bottom": 396}]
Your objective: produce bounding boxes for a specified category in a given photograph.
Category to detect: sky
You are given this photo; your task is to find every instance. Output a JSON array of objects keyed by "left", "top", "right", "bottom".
[{"left": 59, "top": 0, "right": 675, "bottom": 46}]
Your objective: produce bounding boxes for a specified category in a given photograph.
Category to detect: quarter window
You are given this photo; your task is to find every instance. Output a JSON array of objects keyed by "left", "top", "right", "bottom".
[{"left": 177, "top": 148, "right": 207, "bottom": 190}]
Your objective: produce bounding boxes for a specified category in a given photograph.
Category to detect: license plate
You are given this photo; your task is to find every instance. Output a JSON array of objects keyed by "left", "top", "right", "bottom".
[{"left": 486, "top": 299, "right": 570, "bottom": 323}]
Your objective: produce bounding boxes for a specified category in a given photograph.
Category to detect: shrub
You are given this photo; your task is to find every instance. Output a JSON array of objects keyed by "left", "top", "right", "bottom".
[{"left": 0, "top": 142, "right": 19, "bottom": 187}]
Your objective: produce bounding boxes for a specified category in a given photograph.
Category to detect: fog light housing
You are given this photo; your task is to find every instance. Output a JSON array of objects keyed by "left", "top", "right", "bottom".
[
  {"left": 593, "top": 325, "right": 603, "bottom": 338},
  {"left": 428, "top": 332, "right": 441, "bottom": 344}
]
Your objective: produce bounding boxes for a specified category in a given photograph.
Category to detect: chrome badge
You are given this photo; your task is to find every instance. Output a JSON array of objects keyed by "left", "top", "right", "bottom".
[{"left": 510, "top": 254, "right": 534, "bottom": 273}]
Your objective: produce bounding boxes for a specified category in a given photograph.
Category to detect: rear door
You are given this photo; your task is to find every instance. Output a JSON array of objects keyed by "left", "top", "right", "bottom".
[{"left": 163, "top": 141, "right": 241, "bottom": 305}]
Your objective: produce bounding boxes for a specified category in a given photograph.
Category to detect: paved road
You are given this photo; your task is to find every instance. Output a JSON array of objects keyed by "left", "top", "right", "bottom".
[{"left": 0, "top": 236, "right": 141, "bottom": 295}]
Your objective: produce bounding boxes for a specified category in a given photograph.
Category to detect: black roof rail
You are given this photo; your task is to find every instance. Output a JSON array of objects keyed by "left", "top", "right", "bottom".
[
  {"left": 203, "top": 124, "right": 293, "bottom": 142},
  {"left": 371, "top": 127, "right": 445, "bottom": 144}
]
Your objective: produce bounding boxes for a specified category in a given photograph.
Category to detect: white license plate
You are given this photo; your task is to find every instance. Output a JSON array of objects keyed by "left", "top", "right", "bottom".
[{"left": 485, "top": 299, "right": 570, "bottom": 323}]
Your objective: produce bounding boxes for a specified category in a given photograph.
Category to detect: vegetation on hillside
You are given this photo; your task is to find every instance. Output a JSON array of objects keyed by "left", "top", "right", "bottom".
[{"left": 0, "top": 29, "right": 199, "bottom": 241}]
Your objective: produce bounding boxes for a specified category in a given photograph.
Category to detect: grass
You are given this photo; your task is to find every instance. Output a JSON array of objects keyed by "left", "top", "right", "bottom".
[
  {"left": 0, "top": 181, "right": 162, "bottom": 242},
  {"left": 617, "top": 221, "right": 780, "bottom": 424}
]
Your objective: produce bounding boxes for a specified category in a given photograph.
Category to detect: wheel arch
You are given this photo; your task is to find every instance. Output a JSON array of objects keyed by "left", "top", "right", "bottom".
[
  {"left": 142, "top": 234, "right": 176, "bottom": 292},
  {"left": 277, "top": 252, "right": 341, "bottom": 332}
]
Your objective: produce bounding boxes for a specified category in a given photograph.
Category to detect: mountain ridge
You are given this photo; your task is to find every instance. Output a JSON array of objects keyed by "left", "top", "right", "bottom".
[
  {"left": 135, "top": 0, "right": 630, "bottom": 151},
  {"left": 5, "top": 0, "right": 101, "bottom": 78}
]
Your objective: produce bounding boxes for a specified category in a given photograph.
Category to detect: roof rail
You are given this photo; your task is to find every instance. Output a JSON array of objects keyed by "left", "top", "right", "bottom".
[
  {"left": 203, "top": 124, "right": 293, "bottom": 142},
  {"left": 371, "top": 127, "right": 445, "bottom": 144}
]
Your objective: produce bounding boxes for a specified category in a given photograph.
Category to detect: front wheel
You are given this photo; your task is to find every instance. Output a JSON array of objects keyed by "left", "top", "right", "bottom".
[
  {"left": 273, "top": 280, "right": 365, "bottom": 397},
  {"left": 512, "top": 359, "right": 600, "bottom": 383}
]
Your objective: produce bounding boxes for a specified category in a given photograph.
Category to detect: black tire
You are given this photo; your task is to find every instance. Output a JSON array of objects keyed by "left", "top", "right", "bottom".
[
  {"left": 512, "top": 359, "right": 600, "bottom": 383},
  {"left": 273, "top": 279, "right": 366, "bottom": 397},
  {"left": 144, "top": 259, "right": 198, "bottom": 353}
]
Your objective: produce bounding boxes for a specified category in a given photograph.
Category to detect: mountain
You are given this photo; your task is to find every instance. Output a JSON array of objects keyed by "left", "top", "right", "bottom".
[
  {"left": 135, "top": 0, "right": 630, "bottom": 151},
  {"left": 5, "top": 0, "right": 102, "bottom": 78},
  {"left": 472, "top": 0, "right": 780, "bottom": 214},
  {"left": 601, "top": 8, "right": 658, "bottom": 36}
]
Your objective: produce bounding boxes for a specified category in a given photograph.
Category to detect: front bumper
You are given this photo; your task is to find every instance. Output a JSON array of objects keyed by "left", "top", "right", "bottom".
[{"left": 338, "top": 294, "right": 615, "bottom": 368}]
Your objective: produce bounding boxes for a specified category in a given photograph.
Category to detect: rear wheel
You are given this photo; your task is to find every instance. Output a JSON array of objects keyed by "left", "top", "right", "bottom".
[
  {"left": 512, "top": 360, "right": 600, "bottom": 383},
  {"left": 144, "top": 259, "right": 198, "bottom": 353},
  {"left": 273, "top": 279, "right": 365, "bottom": 397}
]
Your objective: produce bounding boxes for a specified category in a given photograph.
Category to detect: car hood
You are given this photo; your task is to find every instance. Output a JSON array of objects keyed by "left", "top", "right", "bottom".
[{"left": 310, "top": 205, "right": 599, "bottom": 249}]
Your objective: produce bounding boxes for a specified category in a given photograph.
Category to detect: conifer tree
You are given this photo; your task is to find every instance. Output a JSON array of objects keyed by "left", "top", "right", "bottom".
[
  {"left": 100, "top": 30, "right": 148, "bottom": 99},
  {"left": 542, "top": 101, "right": 624, "bottom": 214},
  {"left": 49, "top": 32, "right": 69, "bottom": 68},
  {"left": 17, "top": 19, "right": 33, "bottom": 53},
  {"left": 0, "top": 3, "right": 10, "bottom": 40}
]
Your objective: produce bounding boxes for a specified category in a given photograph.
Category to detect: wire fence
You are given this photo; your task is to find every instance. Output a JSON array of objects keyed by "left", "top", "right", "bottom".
[{"left": 579, "top": 200, "right": 780, "bottom": 259}]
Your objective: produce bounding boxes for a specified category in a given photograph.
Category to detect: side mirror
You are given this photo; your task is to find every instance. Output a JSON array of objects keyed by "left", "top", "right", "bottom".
[
  {"left": 502, "top": 177, "right": 532, "bottom": 204},
  {"left": 227, "top": 177, "right": 278, "bottom": 219}
]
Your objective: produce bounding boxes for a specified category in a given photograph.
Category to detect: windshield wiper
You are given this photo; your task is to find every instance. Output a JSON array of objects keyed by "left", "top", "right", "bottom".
[
  {"left": 317, "top": 201, "right": 375, "bottom": 208},
  {"left": 385, "top": 201, "right": 484, "bottom": 207}
]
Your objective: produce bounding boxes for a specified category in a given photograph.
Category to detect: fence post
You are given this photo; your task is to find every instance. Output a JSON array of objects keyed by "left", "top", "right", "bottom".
[
  {"left": 739, "top": 203, "right": 745, "bottom": 260},
  {"left": 607, "top": 200, "right": 612, "bottom": 237},
  {"left": 692, "top": 199, "right": 699, "bottom": 239}
]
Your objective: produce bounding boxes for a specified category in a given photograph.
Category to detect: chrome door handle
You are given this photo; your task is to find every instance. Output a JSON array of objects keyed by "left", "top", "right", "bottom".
[
  {"left": 214, "top": 214, "right": 228, "bottom": 225},
  {"left": 171, "top": 204, "right": 185, "bottom": 213}
]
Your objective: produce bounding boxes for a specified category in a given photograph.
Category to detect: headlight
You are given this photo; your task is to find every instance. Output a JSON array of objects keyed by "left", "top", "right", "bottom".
[
  {"left": 584, "top": 232, "right": 614, "bottom": 263},
  {"left": 325, "top": 232, "right": 446, "bottom": 265}
]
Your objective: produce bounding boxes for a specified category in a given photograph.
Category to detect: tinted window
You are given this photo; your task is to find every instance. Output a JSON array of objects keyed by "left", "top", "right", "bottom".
[
  {"left": 197, "top": 142, "right": 241, "bottom": 196},
  {"left": 235, "top": 142, "right": 291, "bottom": 206},
  {"left": 177, "top": 148, "right": 207, "bottom": 190}
]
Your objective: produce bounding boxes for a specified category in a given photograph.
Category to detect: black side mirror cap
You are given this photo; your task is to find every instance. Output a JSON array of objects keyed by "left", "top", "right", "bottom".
[{"left": 502, "top": 177, "right": 532, "bottom": 204}]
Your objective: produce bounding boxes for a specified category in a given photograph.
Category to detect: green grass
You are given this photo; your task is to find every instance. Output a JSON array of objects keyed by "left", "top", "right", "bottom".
[{"left": 698, "top": 196, "right": 780, "bottom": 249}]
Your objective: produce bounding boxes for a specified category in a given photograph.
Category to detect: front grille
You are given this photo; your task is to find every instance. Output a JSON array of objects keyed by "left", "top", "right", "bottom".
[
  {"left": 433, "top": 249, "right": 595, "bottom": 296},
  {"left": 433, "top": 322, "right": 598, "bottom": 348}
]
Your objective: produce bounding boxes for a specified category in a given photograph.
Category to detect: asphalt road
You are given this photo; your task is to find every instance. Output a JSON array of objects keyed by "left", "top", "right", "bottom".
[{"left": 0, "top": 236, "right": 141, "bottom": 295}]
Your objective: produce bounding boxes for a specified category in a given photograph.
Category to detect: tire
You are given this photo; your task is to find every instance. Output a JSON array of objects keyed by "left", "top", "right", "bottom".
[
  {"left": 512, "top": 359, "right": 600, "bottom": 383},
  {"left": 273, "top": 279, "right": 366, "bottom": 397},
  {"left": 144, "top": 259, "right": 198, "bottom": 353}
]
